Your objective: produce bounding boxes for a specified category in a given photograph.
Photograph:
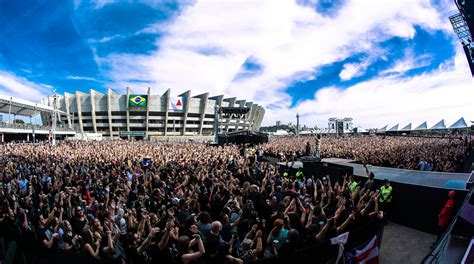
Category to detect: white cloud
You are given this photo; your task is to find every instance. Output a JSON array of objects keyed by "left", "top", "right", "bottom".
[
  {"left": 0, "top": 71, "right": 53, "bottom": 101},
  {"left": 381, "top": 48, "right": 433, "bottom": 75},
  {"left": 93, "top": 0, "right": 470, "bottom": 128},
  {"left": 339, "top": 62, "right": 369, "bottom": 81},
  {"left": 88, "top": 34, "right": 121, "bottom": 44},
  {"left": 66, "top": 75, "right": 100, "bottom": 82}
]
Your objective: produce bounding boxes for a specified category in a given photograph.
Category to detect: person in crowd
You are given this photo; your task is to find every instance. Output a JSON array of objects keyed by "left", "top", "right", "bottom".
[
  {"left": 363, "top": 164, "right": 375, "bottom": 191},
  {"left": 176, "top": 234, "right": 206, "bottom": 264},
  {"left": 267, "top": 219, "right": 288, "bottom": 251},
  {"left": 379, "top": 179, "right": 393, "bottom": 224},
  {"left": 435, "top": 190, "right": 456, "bottom": 244}
]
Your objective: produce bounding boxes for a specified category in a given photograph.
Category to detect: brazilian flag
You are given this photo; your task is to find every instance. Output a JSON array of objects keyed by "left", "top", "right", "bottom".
[{"left": 129, "top": 95, "right": 147, "bottom": 107}]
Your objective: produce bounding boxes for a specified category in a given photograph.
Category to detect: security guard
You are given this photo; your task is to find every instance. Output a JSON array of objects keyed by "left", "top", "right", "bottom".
[
  {"left": 379, "top": 179, "right": 393, "bottom": 203},
  {"left": 379, "top": 179, "right": 393, "bottom": 224},
  {"left": 348, "top": 175, "right": 358, "bottom": 193},
  {"left": 295, "top": 168, "right": 304, "bottom": 183}
]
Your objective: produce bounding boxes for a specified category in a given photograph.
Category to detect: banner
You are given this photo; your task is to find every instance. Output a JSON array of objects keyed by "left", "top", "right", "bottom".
[
  {"left": 129, "top": 95, "right": 147, "bottom": 107},
  {"left": 169, "top": 96, "right": 184, "bottom": 111}
]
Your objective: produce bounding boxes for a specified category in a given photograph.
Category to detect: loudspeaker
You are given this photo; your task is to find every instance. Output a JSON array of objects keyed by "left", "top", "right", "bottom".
[{"left": 302, "top": 161, "right": 354, "bottom": 183}]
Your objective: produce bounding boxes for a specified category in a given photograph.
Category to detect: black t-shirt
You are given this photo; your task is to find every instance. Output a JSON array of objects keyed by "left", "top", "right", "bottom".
[
  {"left": 127, "top": 246, "right": 146, "bottom": 264},
  {"left": 151, "top": 233, "right": 177, "bottom": 264},
  {"left": 205, "top": 233, "right": 221, "bottom": 256},
  {"left": 0, "top": 219, "right": 20, "bottom": 244},
  {"left": 278, "top": 241, "right": 297, "bottom": 260},
  {"left": 151, "top": 244, "right": 176, "bottom": 264},
  {"left": 72, "top": 217, "right": 87, "bottom": 234},
  {"left": 38, "top": 227, "right": 58, "bottom": 255}
]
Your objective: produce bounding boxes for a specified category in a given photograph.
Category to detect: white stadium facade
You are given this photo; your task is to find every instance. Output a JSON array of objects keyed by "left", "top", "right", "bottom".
[{"left": 40, "top": 88, "right": 265, "bottom": 139}]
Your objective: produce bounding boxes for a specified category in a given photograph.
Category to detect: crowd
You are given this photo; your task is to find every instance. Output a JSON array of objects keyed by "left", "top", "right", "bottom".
[
  {"left": 0, "top": 141, "right": 386, "bottom": 264},
  {"left": 259, "top": 135, "right": 471, "bottom": 172}
]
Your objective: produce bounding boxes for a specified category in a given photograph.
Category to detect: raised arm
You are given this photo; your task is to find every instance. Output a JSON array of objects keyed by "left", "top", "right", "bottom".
[
  {"left": 181, "top": 234, "right": 205, "bottom": 263},
  {"left": 253, "top": 230, "right": 263, "bottom": 257},
  {"left": 336, "top": 215, "right": 352, "bottom": 234},
  {"left": 137, "top": 227, "right": 158, "bottom": 256}
]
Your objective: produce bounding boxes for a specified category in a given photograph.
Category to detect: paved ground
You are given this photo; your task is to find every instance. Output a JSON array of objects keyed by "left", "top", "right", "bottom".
[{"left": 379, "top": 221, "right": 436, "bottom": 264}]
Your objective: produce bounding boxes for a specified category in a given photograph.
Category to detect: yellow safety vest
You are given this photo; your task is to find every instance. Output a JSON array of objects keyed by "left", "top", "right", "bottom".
[
  {"left": 348, "top": 181, "right": 357, "bottom": 192},
  {"left": 379, "top": 186, "right": 392, "bottom": 203},
  {"left": 295, "top": 171, "right": 304, "bottom": 182}
]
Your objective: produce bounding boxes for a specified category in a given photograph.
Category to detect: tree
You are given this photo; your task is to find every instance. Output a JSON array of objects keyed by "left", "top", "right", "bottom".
[{"left": 14, "top": 119, "right": 24, "bottom": 124}]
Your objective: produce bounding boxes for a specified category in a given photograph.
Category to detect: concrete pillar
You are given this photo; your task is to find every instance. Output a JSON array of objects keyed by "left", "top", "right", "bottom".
[
  {"left": 145, "top": 87, "right": 151, "bottom": 139},
  {"left": 235, "top": 100, "right": 246, "bottom": 132},
  {"left": 223, "top": 97, "right": 236, "bottom": 133},
  {"left": 196, "top": 93, "right": 209, "bottom": 136},
  {"left": 63, "top": 93, "right": 72, "bottom": 129},
  {"left": 107, "top": 89, "right": 114, "bottom": 139},
  {"left": 75, "top": 91, "right": 84, "bottom": 135},
  {"left": 27, "top": 133, "right": 30, "bottom": 142},
  {"left": 244, "top": 102, "right": 253, "bottom": 131},
  {"left": 126, "top": 87, "right": 131, "bottom": 140},
  {"left": 163, "top": 89, "right": 170, "bottom": 136},
  {"left": 90, "top": 89, "right": 97, "bottom": 133},
  {"left": 179, "top": 90, "right": 191, "bottom": 136},
  {"left": 209, "top": 95, "right": 223, "bottom": 137}
]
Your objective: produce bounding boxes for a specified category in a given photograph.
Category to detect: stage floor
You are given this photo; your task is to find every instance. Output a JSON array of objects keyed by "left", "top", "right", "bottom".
[{"left": 277, "top": 158, "right": 471, "bottom": 190}]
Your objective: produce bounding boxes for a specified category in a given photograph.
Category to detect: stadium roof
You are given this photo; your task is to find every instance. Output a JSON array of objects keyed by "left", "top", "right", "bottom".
[
  {"left": 0, "top": 94, "right": 66, "bottom": 117},
  {"left": 430, "top": 119, "right": 446, "bottom": 130},
  {"left": 449, "top": 117, "right": 468, "bottom": 129},
  {"left": 413, "top": 121, "right": 427, "bottom": 130},
  {"left": 400, "top": 123, "right": 412, "bottom": 131}
]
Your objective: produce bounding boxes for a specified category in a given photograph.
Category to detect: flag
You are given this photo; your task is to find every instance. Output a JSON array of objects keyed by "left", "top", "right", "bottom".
[
  {"left": 170, "top": 96, "right": 184, "bottom": 111},
  {"left": 356, "top": 236, "right": 379, "bottom": 264},
  {"left": 330, "top": 232, "right": 349, "bottom": 264},
  {"left": 129, "top": 95, "right": 147, "bottom": 107}
]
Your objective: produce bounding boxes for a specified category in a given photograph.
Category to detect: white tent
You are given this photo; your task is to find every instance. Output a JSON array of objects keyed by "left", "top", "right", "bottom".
[
  {"left": 400, "top": 123, "right": 412, "bottom": 131},
  {"left": 430, "top": 119, "right": 446, "bottom": 130},
  {"left": 387, "top": 124, "right": 399, "bottom": 132},
  {"left": 413, "top": 122, "right": 427, "bottom": 130},
  {"left": 377, "top": 125, "right": 387, "bottom": 132},
  {"left": 449, "top": 117, "right": 468, "bottom": 129}
]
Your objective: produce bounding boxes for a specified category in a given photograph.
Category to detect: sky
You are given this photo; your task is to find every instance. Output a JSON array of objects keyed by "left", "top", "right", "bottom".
[{"left": 0, "top": 0, "right": 473, "bottom": 128}]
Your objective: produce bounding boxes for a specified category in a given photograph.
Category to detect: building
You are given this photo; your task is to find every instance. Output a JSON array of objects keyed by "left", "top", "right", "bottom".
[
  {"left": 328, "top": 117, "right": 353, "bottom": 134},
  {"left": 41, "top": 88, "right": 265, "bottom": 139},
  {"left": 276, "top": 121, "right": 281, "bottom": 127}
]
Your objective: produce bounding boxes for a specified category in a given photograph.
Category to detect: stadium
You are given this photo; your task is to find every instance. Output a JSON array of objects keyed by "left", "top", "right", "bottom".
[{"left": 39, "top": 88, "right": 265, "bottom": 140}]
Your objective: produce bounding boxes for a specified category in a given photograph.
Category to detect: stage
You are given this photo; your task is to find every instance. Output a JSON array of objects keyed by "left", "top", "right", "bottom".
[
  {"left": 276, "top": 157, "right": 472, "bottom": 233},
  {"left": 277, "top": 158, "right": 472, "bottom": 191}
]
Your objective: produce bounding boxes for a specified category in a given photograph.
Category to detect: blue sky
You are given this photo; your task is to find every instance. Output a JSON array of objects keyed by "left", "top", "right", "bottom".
[{"left": 0, "top": 0, "right": 472, "bottom": 128}]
